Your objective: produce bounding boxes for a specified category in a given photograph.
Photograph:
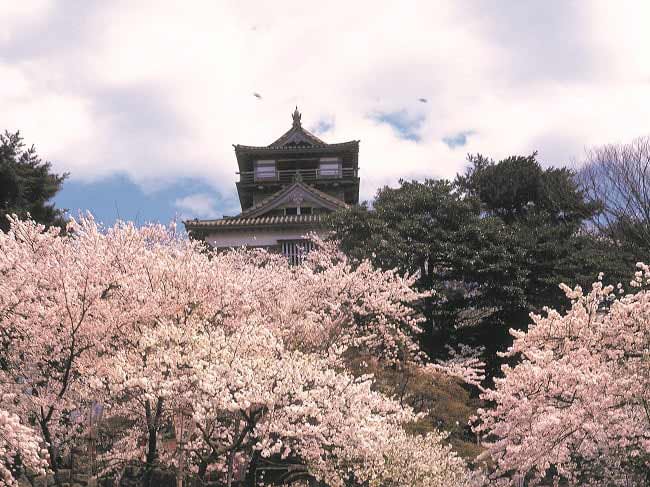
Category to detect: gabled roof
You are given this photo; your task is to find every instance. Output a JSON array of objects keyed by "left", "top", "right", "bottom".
[
  {"left": 239, "top": 181, "right": 348, "bottom": 219},
  {"left": 267, "top": 107, "right": 327, "bottom": 148},
  {"left": 233, "top": 107, "right": 359, "bottom": 155}
]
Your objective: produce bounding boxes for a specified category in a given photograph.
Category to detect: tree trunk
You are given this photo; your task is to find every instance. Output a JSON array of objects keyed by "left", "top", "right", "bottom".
[
  {"left": 40, "top": 419, "right": 60, "bottom": 486},
  {"left": 242, "top": 451, "right": 260, "bottom": 487},
  {"left": 226, "top": 450, "right": 234, "bottom": 487},
  {"left": 197, "top": 459, "right": 208, "bottom": 481},
  {"left": 226, "top": 419, "right": 241, "bottom": 487},
  {"left": 142, "top": 424, "right": 158, "bottom": 487},
  {"left": 143, "top": 398, "right": 163, "bottom": 487}
]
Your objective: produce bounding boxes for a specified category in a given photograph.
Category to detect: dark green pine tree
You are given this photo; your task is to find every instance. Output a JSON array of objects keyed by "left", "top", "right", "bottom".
[
  {"left": 327, "top": 179, "right": 529, "bottom": 364},
  {"left": 0, "top": 130, "right": 68, "bottom": 232},
  {"left": 328, "top": 153, "right": 634, "bottom": 379}
]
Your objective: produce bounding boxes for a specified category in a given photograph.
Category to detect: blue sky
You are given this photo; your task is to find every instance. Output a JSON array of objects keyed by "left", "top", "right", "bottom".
[
  {"left": 54, "top": 175, "right": 240, "bottom": 226},
  {"left": 3, "top": 1, "right": 650, "bottom": 226}
]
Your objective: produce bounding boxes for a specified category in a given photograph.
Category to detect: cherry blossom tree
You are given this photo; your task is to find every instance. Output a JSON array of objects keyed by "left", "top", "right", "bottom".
[
  {"left": 97, "top": 320, "right": 466, "bottom": 486},
  {"left": 0, "top": 216, "right": 208, "bottom": 477},
  {"left": 0, "top": 217, "right": 138, "bottom": 473},
  {"left": 0, "top": 409, "right": 48, "bottom": 487},
  {"left": 0, "top": 216, "right": 473, "bottom": 486},
  {"left": 476, "top": 265, "right": 650, "bottom": 486},
  {"left": 97, "top": 304, "right": 473, "bottom": 487},
  {"left": 90, "top": 234, "right": 468, "bottom": 485}
]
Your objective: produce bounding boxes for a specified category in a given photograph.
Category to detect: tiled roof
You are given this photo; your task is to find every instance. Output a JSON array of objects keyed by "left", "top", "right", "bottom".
[
  {"left": 239, "top": 182, "right": 348, "bottom": 218},
  {"left": 268, "top": 125, "right": 327, "bottom": 147},
  {"left": 233, "top": 141, "right": 358, "bottom": 152},
  {"left": 184, "top": 214, "right": 323, "bottom": 229},
  {"left": 234, "top": 109, "right": 359, "bottom": 153}
]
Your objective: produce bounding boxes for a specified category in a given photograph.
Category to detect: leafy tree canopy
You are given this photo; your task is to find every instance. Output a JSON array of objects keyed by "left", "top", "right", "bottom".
[
  {"left": 456, "top": 152, "right": 600, "bottom": 225},
  {"left": 328, "top": 154, "right": 633, "bottom": 377},
  {"left": 0, "top": 131, "right": 67, "bottom": 233},
  {"left": 328, "top": 179, "right": 526, "bottom": 363}
]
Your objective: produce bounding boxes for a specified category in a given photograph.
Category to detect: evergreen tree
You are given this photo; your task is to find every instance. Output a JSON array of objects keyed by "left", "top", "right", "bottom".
[
  {"left": 328, "top": 154, "right": 633, "bottom": 378},
  {"left": 0, "top": 131, "right": 68, "bottom": 232}
]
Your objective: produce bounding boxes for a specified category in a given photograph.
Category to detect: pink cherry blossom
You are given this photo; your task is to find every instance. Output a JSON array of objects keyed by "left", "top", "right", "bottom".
[
  {"left": 476, "top": 264, "right": 650, "bottom": 485},
  {"left": 1, "top": 216, "right": 472, "bottom": 486},
  {"left": 0, "top": 409, "right": 48, "bottom": 487}
]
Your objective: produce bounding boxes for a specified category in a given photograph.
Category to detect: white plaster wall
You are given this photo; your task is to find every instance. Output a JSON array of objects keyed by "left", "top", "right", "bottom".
[{"left": 206, "top": 228, "right": 328, "bottom": 248}]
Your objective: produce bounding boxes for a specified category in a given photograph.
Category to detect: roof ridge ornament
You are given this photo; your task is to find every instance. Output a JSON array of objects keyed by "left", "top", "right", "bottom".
[{"left": 292, "top": 106, "right": 302, "bottom": 128}]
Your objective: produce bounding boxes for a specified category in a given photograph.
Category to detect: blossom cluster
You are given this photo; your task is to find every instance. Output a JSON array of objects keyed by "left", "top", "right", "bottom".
[
  {"left": 476, "top": 265, "right": 650, "bottom": 485},
  {"left": 0, "top": 409, "right": 48, "bottom": 487},
  {"left": 0, "top": 216, "right": 470, "bottom": 486}
]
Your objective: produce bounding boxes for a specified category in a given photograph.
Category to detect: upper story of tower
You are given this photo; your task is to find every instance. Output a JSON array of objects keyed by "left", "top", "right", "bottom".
[{"left": 233, "top": 108, "right": 360, "bottom": 212}]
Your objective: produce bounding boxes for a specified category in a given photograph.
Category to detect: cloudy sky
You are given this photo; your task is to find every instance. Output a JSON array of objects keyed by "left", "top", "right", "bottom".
[{"left": 2, "top": 1, "right": 649, "bottom": 225}]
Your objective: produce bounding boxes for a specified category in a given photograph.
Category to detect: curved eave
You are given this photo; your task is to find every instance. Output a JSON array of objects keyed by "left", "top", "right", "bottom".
[
  {"left": 233, "top": 140, "right": 360, "bottom": 153},
  {"left": 183, "top": 214, "right": 327, "bottom": 233}
]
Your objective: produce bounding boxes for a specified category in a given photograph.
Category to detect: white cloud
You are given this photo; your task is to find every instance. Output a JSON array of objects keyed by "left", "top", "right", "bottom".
[
  {"left": 0, "top": 0, "right": 53, "bottom": 44},
  {"left": 1, "top": 0, "right": 649, "bottom": 207},
  {"left": 174, "top": 193, "right": 219, "bottom": 219}
]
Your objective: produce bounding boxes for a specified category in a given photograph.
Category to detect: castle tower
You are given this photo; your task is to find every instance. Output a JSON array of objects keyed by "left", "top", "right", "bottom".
[{"left": 183, "top": 108, "right": 360, "bottom": 263}]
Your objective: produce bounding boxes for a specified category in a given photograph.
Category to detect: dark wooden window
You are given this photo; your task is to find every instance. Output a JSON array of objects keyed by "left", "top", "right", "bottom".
[
  {"left": 319, "top": 157, "right": 341, "bottom": 178},
  {"left": 254, "top": 160, "right": 277, "bottom": 181},
  {"left": 284, "top": 207, "right": 312, "bottom": 215}
]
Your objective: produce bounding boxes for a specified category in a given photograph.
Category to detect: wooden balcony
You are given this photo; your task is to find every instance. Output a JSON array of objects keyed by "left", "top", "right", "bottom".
[{"left": 238, "top": 167, "right": 357, "bottom": 184}]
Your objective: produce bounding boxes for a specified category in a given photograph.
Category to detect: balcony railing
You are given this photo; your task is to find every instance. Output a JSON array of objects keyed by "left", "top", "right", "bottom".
[{"left": 238, "top": 167, "right": 357, "bottom": 184}]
